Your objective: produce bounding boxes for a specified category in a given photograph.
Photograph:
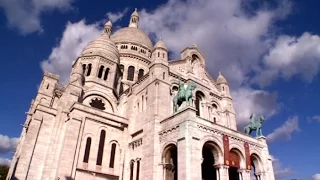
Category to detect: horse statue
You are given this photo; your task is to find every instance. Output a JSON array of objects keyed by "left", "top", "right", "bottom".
[
  {"left": 173, "top": 81, "right": 197, "bottom": 113},
  {"left": 244, "top": 113, "right": 265, "bottom": 137}
]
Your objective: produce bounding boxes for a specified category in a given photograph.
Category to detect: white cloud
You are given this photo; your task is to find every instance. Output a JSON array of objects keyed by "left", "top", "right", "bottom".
[
  {"left": 106, "top": 8, "right": 129, "bottom": 23},
  {"left": 307, "top": 115, "right": 320, "bottom": 123},
  {"left": 138, "top": 0, "right": 291, "bottom": 87},
  {"left": 0, "top": 134, "right": 19, "bottom": 154},
  {"left": 232, "top": 87, "right": 278, "bottom": 127},
  {"left": 313, "top": 174, "right": 320, "bottom": 180},
  {"left": 254, "top": 32, "right": 320, "bottom": 87},
  {"left": 0, "top": 0, "right": 75, "bottom": 34},
  {"left": 40, "top": 20, "right": 101, "bottom": 84},
  {"left": 0, "top": 158, "right": 11, "bottom": 166},
  {"left": 271, "top": 155, "right": 293, "bottom": 180},
  {"left": 266, "top": 116, "right": 300, "bottom": 143}
]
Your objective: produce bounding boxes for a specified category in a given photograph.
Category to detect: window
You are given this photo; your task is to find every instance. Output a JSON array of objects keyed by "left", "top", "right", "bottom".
[
  {"left": 163, "top": 53, "right": 165, "bottom": 58},
  {"left": 82, "top": 64, "right": 86, "bottom": 74},
  {"left": 120, "top": 65, "right": 124, "bottom": 79},
  {"left": 104, "top": 68, "right": 109, "bottom": 80},
  {"left": 214, "top": 117, "right": 216, "bottom": 123},
  {"left": 142, "top": 96, "right": 144, "bottom": 110},
  {"left": 127, "top": 66, "right": 135, "bottom": 81},
  {"left": 130, "top": 161, "right": 134, "bottom": 180},
  {"left": 195, "top": 91, "right": 205, "bottom": 116},
  {"left": 163, "top": 72, "right": 165, "bottom": 80},
  {"left": 96, "top": 130, "right": 106, "bottom": 166},
  {"left": 136, "top": 160, "right": 140, "bottom": 180},
  {"left": 109, "top": 143, "right": 116, "bottom": 168},
  {"left": 83, "top": 137, "right": 91, "bottom": 163},
  {"left": 46, "top": 84, "right": 49, "bottom": 89},
  {"left": 138, "top": 69, "right": 144, "bottom": 80},
  {"left": 90, "top": 98, "right": 105, "bottom": 110},
  {"left": 158, "top": 52, "right": 160, "bottom": 57},
  {"left": 98, "top": 65, "right": 104, "bottom": 78},
  {"left": 87, "top": 64, "right": 92, "bottom": 76}
]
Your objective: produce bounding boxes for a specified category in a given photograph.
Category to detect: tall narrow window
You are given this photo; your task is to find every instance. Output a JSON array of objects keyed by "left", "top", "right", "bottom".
[
  {"left": 120, "top": 65, "right": 124, "bottom": 79},
  {"left": 83, "top": 137, "right": 91, "bottom": 163},
  {"left": 163, "top": 72, "right": 165, "bottom": 80},
  {"left": 130, "top": 161, "right": 134, "bottom": 180},
  {"left": 142, "top": 96, "right": 144, "bottom": 111},
  {"left": 127, "top": 66, "right": 135, "bottom": 81},
  {"left": 195, "top": 91, "right": 204, "bottom": 116},
  {"left": 82, "top": 64, "right": 86, "bottom": 74},
  {"left": 96, "top": 130, "right": 106, "bottom": 165},
  {"left": 136, "top": 160, "right": 140, "bottom": 180},
  {"left": 138, "top": 69, "right": 144, "bottom": 80},
  {"left": 104, "top": 68, "right": 109, "bottom": 80},
  {"left": 87, "top": 64, "right": 92, "bottom": 76},
  {"left": 109, "top": 143, "right": 116, "bottom": 168},
  {"left": 98, "top": 65, "right": 104, "bottom": 78}
]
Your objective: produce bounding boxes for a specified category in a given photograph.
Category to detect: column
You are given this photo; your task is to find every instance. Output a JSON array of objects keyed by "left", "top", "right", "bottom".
[
  {"left": 241, "top": 170, "right": 251, "bottom": 180},
  {"left": 237, "top": 169, "right": 246, "bottom": 180},
  {"left": 214, "top": 165, "right": 222, "bottom": 180},
  {"left": 215, "top": 165, "right": 229, "bottom": 180}
]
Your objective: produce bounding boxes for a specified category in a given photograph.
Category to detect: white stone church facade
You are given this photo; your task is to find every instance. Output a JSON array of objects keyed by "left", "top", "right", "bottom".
[{"left": 7, "top": 9, "right": 275, "bottom": 180}]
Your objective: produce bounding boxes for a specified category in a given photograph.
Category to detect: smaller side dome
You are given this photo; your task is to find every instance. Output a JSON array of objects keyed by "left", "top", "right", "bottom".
[
  {"left": 217, "top": 71, "right": 228, "bottom": 84},
  {"left": 153, "top": 38, "right": 168, "bottom": 51},
  {"left": 81, "top": 20, "right": 120, "bottom": 63}
]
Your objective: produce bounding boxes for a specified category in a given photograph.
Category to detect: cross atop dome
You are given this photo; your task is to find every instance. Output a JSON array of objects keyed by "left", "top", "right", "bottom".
[{"left": 129, "top": 8, "right": 139, "bottom": 28}]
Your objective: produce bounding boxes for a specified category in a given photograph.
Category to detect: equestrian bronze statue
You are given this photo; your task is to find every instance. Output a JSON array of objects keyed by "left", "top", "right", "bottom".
[
  {"left": 244, "top": 113, "right": 265, "bottom": 137},
  {"left": 173, "top": 81, "right": 197, "bottom": 113}
]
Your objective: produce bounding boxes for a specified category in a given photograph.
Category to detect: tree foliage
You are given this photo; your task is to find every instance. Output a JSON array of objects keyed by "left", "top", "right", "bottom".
[{"left": 0, "top": 165, "right": 9, "bottom": 180}]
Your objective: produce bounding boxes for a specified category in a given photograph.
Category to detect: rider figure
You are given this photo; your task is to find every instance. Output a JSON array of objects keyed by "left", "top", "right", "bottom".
[{"left": 249, "top": 113, "right": 255, "bottom": 127}]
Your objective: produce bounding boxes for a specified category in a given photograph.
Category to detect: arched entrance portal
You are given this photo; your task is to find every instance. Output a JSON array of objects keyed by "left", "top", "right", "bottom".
[
  {"left": 250, "top": 154, "right": 264, "bottom": 180},
  {"left": 162, "top": 144, "right": 178, "bottom": 180},
  {"left": 228, "top": 149, "right": 240, "bottom": 180},
  {"left": 202, "top": 141, "right": 222, "bottom": 180}
]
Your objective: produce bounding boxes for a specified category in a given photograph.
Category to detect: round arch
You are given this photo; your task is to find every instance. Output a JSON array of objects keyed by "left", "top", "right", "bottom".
[
  {"left": 250, "top": 153, "right": 264, "bottom": 174},
  {"left": 162, "top": 143, "right": 178, "bottom": 180},
  {"left": 229, "top": 143, "right": 246, "bottom": 169}
]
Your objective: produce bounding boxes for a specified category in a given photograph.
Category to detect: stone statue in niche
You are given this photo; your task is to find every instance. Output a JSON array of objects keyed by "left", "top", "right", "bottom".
[
  {"left": 244, "top": 113, "right": 265, "bottom": 137},
  {"left": 173, "top": 81, "right": 197, "bottom": 113}
]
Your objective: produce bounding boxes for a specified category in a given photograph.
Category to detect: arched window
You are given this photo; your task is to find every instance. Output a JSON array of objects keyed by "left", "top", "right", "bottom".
[
  {"left": 130, "top": 161, "right": 134, "bottom": 180},
  {"left": 82, "top": 64, "right": 86, "bottom": 74},
  {"left": 127, "top": 66, "right": 135, "bottom": 81},
  {"left": 138, "top": 69, "right": 144, "bottom": 80},
  {"left": 104, "top": 68, "right": 109, "bottom": 80},
  {"left": 195, "top": 91, "right": 205, "bottom": 116},
  {"left": 98, "top": 65, "right": 104, "bottom": 78},
  {"left": 136, "top": 160, "right": 140, "bottom": 180},
  {"left": 213, "top": 117, "right": 216, "bottom": 123},
  {"left": 83, "top": 137, "right": 91, "bottom": 163},
  {"left": 158, "top": 52, "right": 160, "bottom": 57},
  {"left": 87, "top": 64, "right": 92, "bottom": 76},
  {"left": 212, "top": 104, "right": 218, "bottom": 110},
  {"left": 109, "top": 143, "right": 116, "bottom": 168},
  {"left": 96, "top": 130, "right": 106, "bottom": 166}
]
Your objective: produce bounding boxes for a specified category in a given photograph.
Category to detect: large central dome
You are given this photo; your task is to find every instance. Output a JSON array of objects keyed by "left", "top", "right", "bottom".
[{"left": 111, "top": 27, "right": 153, "bottom": 50}]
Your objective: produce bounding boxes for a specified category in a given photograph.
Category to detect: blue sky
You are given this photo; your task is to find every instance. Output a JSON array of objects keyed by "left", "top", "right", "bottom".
[{"left": 0, "top": 0, "right": 319, "bottom": 179}]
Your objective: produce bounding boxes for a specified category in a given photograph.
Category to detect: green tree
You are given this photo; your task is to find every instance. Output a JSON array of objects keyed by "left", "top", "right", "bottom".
[{"left": 0, "top": 165, "right": 9, "bottom": 180}]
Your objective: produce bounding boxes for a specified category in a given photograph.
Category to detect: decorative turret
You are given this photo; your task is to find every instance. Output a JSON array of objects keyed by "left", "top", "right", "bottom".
[
  {"left": 152, "top": 37, "right": 168, "bottom": 64},
  {"left": 217, "top": 71, "right": 229, "bottom": 95},
  {"left": 129, "top": 8, "right": 139, "bottom": 28},
  {"left": 69, "top": 63, "right": 84, "bottom": 86},
  {"left": 104, "top": 20, "right": 112, "bottom": 37}
]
